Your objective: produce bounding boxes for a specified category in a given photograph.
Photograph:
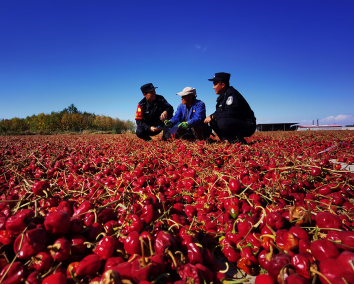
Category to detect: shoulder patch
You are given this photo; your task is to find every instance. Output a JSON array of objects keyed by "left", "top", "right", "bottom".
[
  {"left": 135, "top": 103, "right": 144, "bottom": 120},
  {"left": 226, "top": 96, "right": 233, "bottom": 105}
]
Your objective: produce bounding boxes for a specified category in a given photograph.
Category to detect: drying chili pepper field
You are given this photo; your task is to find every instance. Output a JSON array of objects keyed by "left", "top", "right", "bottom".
[{"left": 1, "top": 131, "right": 354, "bottom": 284}]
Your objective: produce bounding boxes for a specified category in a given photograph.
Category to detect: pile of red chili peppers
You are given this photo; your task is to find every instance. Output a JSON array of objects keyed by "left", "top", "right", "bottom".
[{"left": 0, "top": 132, "right": 354, "bottom": 284}]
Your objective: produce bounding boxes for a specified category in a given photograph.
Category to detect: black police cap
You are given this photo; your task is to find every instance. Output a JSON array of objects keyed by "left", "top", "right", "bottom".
[
  {"left": 141, "top": 83, "right": 158, "bottom": 94},
  {"left": 208, "top": 72, "right": 231, "bottom": 82}
]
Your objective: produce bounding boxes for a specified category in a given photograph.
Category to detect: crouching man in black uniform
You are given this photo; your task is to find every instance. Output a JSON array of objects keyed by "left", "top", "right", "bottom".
[
  {"left": 204, "top": 73, "right": 256, "bottom": 144},
  {"left": 135, "top": 83, "right": 174, "bottom": 141}
]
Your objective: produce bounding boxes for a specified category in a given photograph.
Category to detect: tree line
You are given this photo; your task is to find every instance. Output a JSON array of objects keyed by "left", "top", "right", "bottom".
[{"left": 0, "top": 104, "right": 135, "bottom": 135}]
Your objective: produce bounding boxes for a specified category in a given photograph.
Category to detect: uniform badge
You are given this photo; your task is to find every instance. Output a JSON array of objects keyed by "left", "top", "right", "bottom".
[
  {"left": 135, "top": 104, "right": 144, "bottom": 120},
  {"left": 226, "top": 96, "right": 233, "bottom": 105}
]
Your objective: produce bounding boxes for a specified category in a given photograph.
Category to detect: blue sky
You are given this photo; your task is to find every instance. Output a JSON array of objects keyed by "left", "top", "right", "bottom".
[{"left": 1, "top": 0, "right": 354, "bottom": 126}]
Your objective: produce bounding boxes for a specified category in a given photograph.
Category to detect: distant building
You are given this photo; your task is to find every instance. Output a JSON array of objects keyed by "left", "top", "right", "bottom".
[
  {"left": 256, "top": 123, "right": 298, "bottom": 132},
  {"left": 295, "top": 124, "right": 342, "bottom": 131}
]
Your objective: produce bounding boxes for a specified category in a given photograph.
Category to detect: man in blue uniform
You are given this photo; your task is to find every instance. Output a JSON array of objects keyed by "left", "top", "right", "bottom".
[
  {"left": 164, "top": 87, "right": 211, "bottom": 140},
  {"left": 135, "top": 83, "right": 174, "bottom": 141},
  {"left": 204, "top": 73, "right": 256, "bottom": 144}
]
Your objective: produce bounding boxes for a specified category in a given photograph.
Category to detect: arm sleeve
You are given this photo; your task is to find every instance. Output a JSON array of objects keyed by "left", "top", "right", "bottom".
[
  {"left": 170, "top": 104, "right": 184, "bottom": 126},
  {"left": 187, "top": 101, "right": 206, "bottom": 127},
  {"left": 136, "top": 119, "right": 151, "bottom": 132}
]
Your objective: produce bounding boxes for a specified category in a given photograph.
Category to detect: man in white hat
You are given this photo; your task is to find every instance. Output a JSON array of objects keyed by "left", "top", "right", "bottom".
[{"left": 164, "top": 87, "right": 211, "bottom": 140}]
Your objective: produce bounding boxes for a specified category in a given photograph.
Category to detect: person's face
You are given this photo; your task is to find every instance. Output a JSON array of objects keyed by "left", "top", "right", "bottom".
[
  {"left": 144, "top": 89, "right": 156, "bottom": 102},
  {"left": 181, "top": 94, "right": 193, "bottom": 105},
  {"left": 213, "top": 81, "right": 226, "bottom": 95}
]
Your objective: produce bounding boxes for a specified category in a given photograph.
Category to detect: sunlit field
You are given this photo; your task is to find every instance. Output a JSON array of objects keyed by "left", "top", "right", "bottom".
[{"left": 0, "top": 131, "right": 353, "bottom": 283}]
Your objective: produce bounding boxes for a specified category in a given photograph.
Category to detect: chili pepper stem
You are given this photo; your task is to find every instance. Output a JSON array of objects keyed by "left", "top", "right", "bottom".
[
  {"left": 219, "top": 262, "right": 229, "bottom": 273},
  {"left": 310, "top": 267, "right": 333, "bottom": 284},
  {"left": 167, "top": 250, "right": 178, "bottom": 269},
  {"left": 70, "top": 267, "right": 81, "bottom": 284},
  {"left": 174, "top": 251, "right": 185, "bottom": 264},
  {"left": 139, "top": 236, "right": 146, "bottom": 267},
  {"left": 350, "top": 260, "right": 354, "bottom": 273},
  {"left": 150, "top": 273, "right": 170, "bottom": 284},
  {"left": 147, "top": 235, "right": 154, "bottom": 256}
]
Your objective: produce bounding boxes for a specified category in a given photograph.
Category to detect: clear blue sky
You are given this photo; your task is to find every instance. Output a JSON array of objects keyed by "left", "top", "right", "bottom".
[{"left": 1, "top": 0, "right": 353, "bottom": 125}]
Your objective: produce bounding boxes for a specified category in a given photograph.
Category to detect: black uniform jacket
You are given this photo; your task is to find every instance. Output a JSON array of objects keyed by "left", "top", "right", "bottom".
[
  {"left": 135, "top": 95, "right": 174, "bottom": 131},
  {"left": 212, "top": 86, "right": 256, "bottom": 122}
]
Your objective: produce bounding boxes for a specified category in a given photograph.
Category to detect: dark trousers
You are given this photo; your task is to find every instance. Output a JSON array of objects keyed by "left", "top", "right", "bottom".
[
  {"left": 210, "top": 118, "right": 256, "bottom": 144},
  {"left": 175, "top": 122, "right": 211, "bottom": 140},
  {"left": 136, "top": 126, "right": 171, "bottom": 141}
]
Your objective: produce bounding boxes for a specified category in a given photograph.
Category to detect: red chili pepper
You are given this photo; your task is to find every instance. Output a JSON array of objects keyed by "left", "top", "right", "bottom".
[
  {"left": 154, "top": 231, "right": 176, "bottom": 254},
  {"left": 338, "top": 231, "right": 354, "bottom": 250},
  {"left": 237, "top": 257, "right": 257, "bottom": 275},
  {"left": 32, "top": 180, "right": 50, "bottom": 196},
  {"left": 5, "top": 211, "right": 28, "bottom": 234},
  {"left": 187, "top": 242, "right": 203, "bottom": 265},
  {"left": 299, "top": 239, "right": 311, "bottom": 254},
  {"left": 124, "top": 231, "right": 142, "bottom": 255},
  {"left": 255, "top": 274, "right": 274, "bottom": 284},
  {"left": 66, "top": 262, "right": 79, "bottom": 278},
  {"left": 73, "top": 201, "right": 92, "bottom": 218},
  {"left": 335, "top": 251, "right": 354, "bottom": 275},
  {"left": 268, "top": 253, "right": 292, "bottom": 282},
  {"left": 310, "top": 239, "right": 340, "bottom": 262},
  {"left": 104, "top": 257, "right": 124, "bottom": 271},
  {"left": 75, "top": 254, "right": 101, "bottom": 277},
  {"left": 144, "top": 254, "right": 163, "bottom": 277},
  {"left": 318, "top": 258, "right": 344, "bottom": 284},
  {"left": 110, "top": 262, "right": 133, "bottom": 282},
  {"left": 44, "top": 211, "right": 71, "bottom": 236},
  {"left": 275, "top": 229, "right": 299, "bottom": 252},
  {"left": 94, "top": 236, "right": 116, "bottom": 260},
  {"left": 70, "top": 234, "right": 87, "bottom": 256},
  {"left": 185, "top": 205, "right": 196, "bottom": 218},
  {"left": 14, "top": 227, "right": 47, "bottom": 259},
  {"left": 104, "top": 220, "right": 119, "bottom": 235},
  {"left": 178, "top": 263, "right": 202, "bottom": 284},
  {"left": 289, "top": 226, "right": 310, "bottom": 241},
  {"left": 31, "top": 251, "right": 53, "bottom": 272},
  {"left": 291, "top": 253, "right": 312, "bottom": 279},
  {"left": 266, "top": 211, "right": 285, "bottom": 230},
  {"left": 42, "top": 272, "right": 67, "bottom": 284},
  {"left": 195, "top": 263, "right": 214, "bottom": 283},
  {"left": 237, "top": 220, "right": 252, "bottom": 237},
  {"left": 258, "top": 246, "right": 273, "bottom": 270},
  {"left": 55, "top": 201, "right": 73, "bottom": 216},
  {"left": 121, "top": 214, "right": 143, "bottom": 234},
  {"left": 222, "top": 246, "right": 240, "bottom": 263},
  {"left": 48, "top": 237, "right": 71, "bottom": 262},
  {"left": 316, "top": 212, "right": 342, "bottom": 231},
  {"left": 246, "top": 233, "right": 262, "bottom": 253},
  {"left": 26, "top": 271, "right": 41, "bottom": 284},
  {"left": 0, "top": 261, "right": 24, "bottom": 284},
  {"left": 141, "top": 204, "right": 154, "bottom": 224},
  {"left": 0, "top": 230, "right": 15, "bottom": 245},
  {"left": 241, "top": 246, "right": 258, "bottom": 264},
  {"left": 228, "top": 204, "right": 239, "bottom": 219}
]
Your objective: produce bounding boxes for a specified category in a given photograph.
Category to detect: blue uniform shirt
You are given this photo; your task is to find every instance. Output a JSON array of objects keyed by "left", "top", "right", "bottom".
[{"left": 170, "top": 99, "right": 206, "bottom": 127}]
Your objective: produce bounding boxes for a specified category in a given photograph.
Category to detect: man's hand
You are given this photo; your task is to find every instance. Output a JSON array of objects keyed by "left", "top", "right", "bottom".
[
  {"left": 204, "top": 116, "right": 212, "bottom": 124},
  {"left": 164, "top": 120, "right": 172, "bottom": 127},
  {"left": 160, "top": 111, "right": 168, "bottom": 121},
  {"left": 150, "top": 126, "right": 159, "bottom": 132},
  {"left": 178, "top": 122, "right": 189, "bottom": 129}
]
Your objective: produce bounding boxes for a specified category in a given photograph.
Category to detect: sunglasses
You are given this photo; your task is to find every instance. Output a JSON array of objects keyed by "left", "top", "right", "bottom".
[{"left": 213, "top": 81, "right": 220, "bottom": 86}]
